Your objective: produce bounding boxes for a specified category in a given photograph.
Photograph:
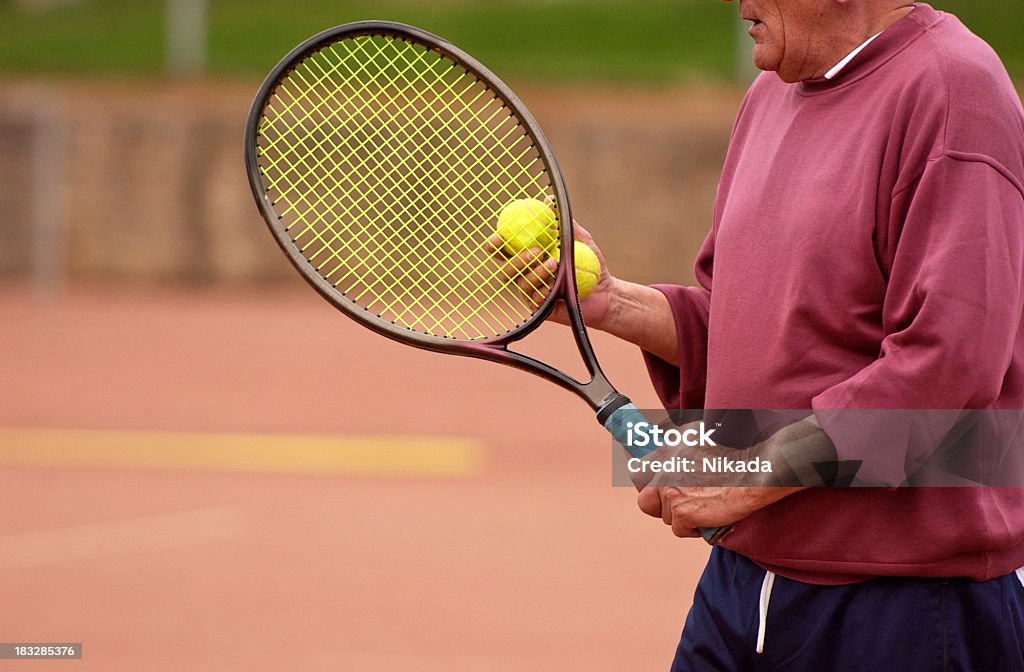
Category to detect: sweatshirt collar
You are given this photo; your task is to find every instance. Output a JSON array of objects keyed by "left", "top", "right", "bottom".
[{"left": 798, "top": 3, "right": 942, "bottom": 95}]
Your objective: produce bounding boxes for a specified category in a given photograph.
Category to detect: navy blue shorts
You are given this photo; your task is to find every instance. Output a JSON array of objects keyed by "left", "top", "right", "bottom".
[{"left": 671, "top": 547, "right": 1024, "bottom": 672}]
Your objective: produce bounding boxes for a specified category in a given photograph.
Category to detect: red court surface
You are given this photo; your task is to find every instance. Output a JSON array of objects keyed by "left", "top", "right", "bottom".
[{"left": 0, "top": 283, "right": 709, "bottom": 671}]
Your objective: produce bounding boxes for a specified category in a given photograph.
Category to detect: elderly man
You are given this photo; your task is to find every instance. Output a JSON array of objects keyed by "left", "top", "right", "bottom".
[{"left": 565, "top": 1, "right": 1024, "bottom": 669}]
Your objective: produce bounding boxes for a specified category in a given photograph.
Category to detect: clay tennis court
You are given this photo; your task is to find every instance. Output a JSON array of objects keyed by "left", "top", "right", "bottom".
[{"left": 0, "top": 282, "right": 709, "bottom": 671}]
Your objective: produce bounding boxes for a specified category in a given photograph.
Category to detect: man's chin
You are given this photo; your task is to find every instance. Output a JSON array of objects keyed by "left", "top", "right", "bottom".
[{"left": 750, "top": 47, "right": 778, "bottom": 76}]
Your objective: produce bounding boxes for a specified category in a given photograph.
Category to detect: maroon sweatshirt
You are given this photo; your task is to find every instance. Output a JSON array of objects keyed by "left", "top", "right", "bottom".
[{"left": 645, "top": 4, "right": 1024, "bottom": 583}]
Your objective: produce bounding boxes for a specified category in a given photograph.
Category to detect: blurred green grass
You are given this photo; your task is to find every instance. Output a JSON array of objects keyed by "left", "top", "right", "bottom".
[{"left": 0, "top": 0, "right": 1020, "bottom": 83}]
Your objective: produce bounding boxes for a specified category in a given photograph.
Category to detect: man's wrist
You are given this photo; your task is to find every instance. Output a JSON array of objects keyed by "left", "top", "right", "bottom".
[
  {"left": 598, "top": 280, "right": 679, "bottom": 363},
  {"left": 755, "top": 416, "right": 839, "bottom": 487}
]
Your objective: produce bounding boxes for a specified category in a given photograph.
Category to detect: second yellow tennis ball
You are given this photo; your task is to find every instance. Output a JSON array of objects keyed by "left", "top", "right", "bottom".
[
  {"left": 553, "top": 241, "right": 601, "bottom": 300},
  {"left": 495, "top": 198, "right": 558, "bottom": 256}
]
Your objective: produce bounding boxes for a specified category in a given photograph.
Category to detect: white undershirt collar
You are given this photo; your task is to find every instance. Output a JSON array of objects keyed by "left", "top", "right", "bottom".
[{"left": 824, "top": 32, "right": 882, "bottom": 80}]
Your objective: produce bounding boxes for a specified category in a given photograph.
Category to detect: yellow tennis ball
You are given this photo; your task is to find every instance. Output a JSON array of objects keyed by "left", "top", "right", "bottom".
[
  {"left": 553, "top": 241, "right": 601, "bottom": 300},
  {"left": 495, "top": 198, "right": 558, "bottom": 256}
]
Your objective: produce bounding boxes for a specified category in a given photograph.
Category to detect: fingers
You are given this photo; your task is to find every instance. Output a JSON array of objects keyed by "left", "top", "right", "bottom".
[
  {"left": 637, "top": 487, "right": 662, "bottom": 518},
  {"left": 638, "top": 487, "right": 710, "bottom": 539},
  {"left": 515, "top": 252, "right": 557, "bottom": 304},
  {"left": 670, "top": 519, "right": 701, "bottom": 539},
  {"left": 488, "top": 234, "right": 558, "bottom": 304},
  {"left": 570, "top": 220, "right": 592, "bottom": 242},
  {"left": 638, "top": 488, "right": 696, "bottom": 537},
  {"left": 661, "top": 497, "right": 673, "bottom": 527}
]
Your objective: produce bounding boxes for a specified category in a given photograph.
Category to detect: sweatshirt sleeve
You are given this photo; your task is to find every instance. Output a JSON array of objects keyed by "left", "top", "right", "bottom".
[
  {"left": 812, "top": 155, "right": 1024, "bottom": 485},
  {"left": 642, "top": 228, "right": 715, "bottom": 410}
]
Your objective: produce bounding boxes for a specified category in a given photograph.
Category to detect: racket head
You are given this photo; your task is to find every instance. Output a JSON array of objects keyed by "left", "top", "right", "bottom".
[{"left": 245, "top": 21, "right": 578, "bottom": 351}]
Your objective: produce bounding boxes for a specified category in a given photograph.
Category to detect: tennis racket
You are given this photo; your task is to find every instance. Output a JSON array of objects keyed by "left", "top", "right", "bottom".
[{"left": 244, "top": 20, "right": 731, "bottom": 545}]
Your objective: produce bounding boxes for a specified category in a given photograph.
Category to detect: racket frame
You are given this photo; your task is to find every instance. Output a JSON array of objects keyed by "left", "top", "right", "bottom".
[{"left": 244, "top": 20, "right": 623, "bottom": 416}]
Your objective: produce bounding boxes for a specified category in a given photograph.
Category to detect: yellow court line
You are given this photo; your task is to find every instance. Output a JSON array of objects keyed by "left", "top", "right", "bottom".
[{"left": 0, "top": 428, "right": 484, "bottom": 477}]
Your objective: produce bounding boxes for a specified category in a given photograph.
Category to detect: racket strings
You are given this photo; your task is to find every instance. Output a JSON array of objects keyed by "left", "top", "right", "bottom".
[
  {"left": 296, "top": 55, "right": 539, "bottom": 327},
  {"left": 256, "top": 34, "right": 559, "bottom": 340}
]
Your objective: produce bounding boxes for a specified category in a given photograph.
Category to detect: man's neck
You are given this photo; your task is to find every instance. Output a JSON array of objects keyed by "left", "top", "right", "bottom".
[
  {"left": 865, "top": 4, "right": 915, "bottom": 40},
  {"left": 809, "top": 3, "right": 916, "bottom": 80}
]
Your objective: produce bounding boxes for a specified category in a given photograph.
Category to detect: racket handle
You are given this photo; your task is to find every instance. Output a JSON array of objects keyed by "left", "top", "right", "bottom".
[{"left": 601, "top": 401, "right": 733, "bottom": 546}]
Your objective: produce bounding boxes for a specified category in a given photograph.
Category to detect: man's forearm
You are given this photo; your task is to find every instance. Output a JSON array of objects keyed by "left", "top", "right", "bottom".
[
  {"left": 635, "top": 415, "right": 840, "bottom": 489},
  {"left": 595, "top": 279, "right": 680, "bottom": 365},
  {"left": 755, "top": 415, "right": 840, "bottom": 488}
]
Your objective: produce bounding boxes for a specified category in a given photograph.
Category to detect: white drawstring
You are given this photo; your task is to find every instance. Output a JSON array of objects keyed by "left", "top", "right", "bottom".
[{"left": 756, "top": 570, "right": 776, "bottom": 654}]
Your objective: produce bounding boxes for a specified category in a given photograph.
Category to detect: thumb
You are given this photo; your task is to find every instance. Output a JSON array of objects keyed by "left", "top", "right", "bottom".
[{"left": 637, "top": 487, "right": 663, "bottom": 519}]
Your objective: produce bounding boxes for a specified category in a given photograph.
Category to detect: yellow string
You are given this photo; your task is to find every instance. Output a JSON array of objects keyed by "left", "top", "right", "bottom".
[{"left": 255, "top": 34, "right": 558, "bottom": 340}]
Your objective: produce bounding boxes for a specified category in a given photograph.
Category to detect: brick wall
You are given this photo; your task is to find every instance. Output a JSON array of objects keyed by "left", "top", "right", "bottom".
[{"left": 0, "top": 81, "right": 741, "bottom": 287}]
